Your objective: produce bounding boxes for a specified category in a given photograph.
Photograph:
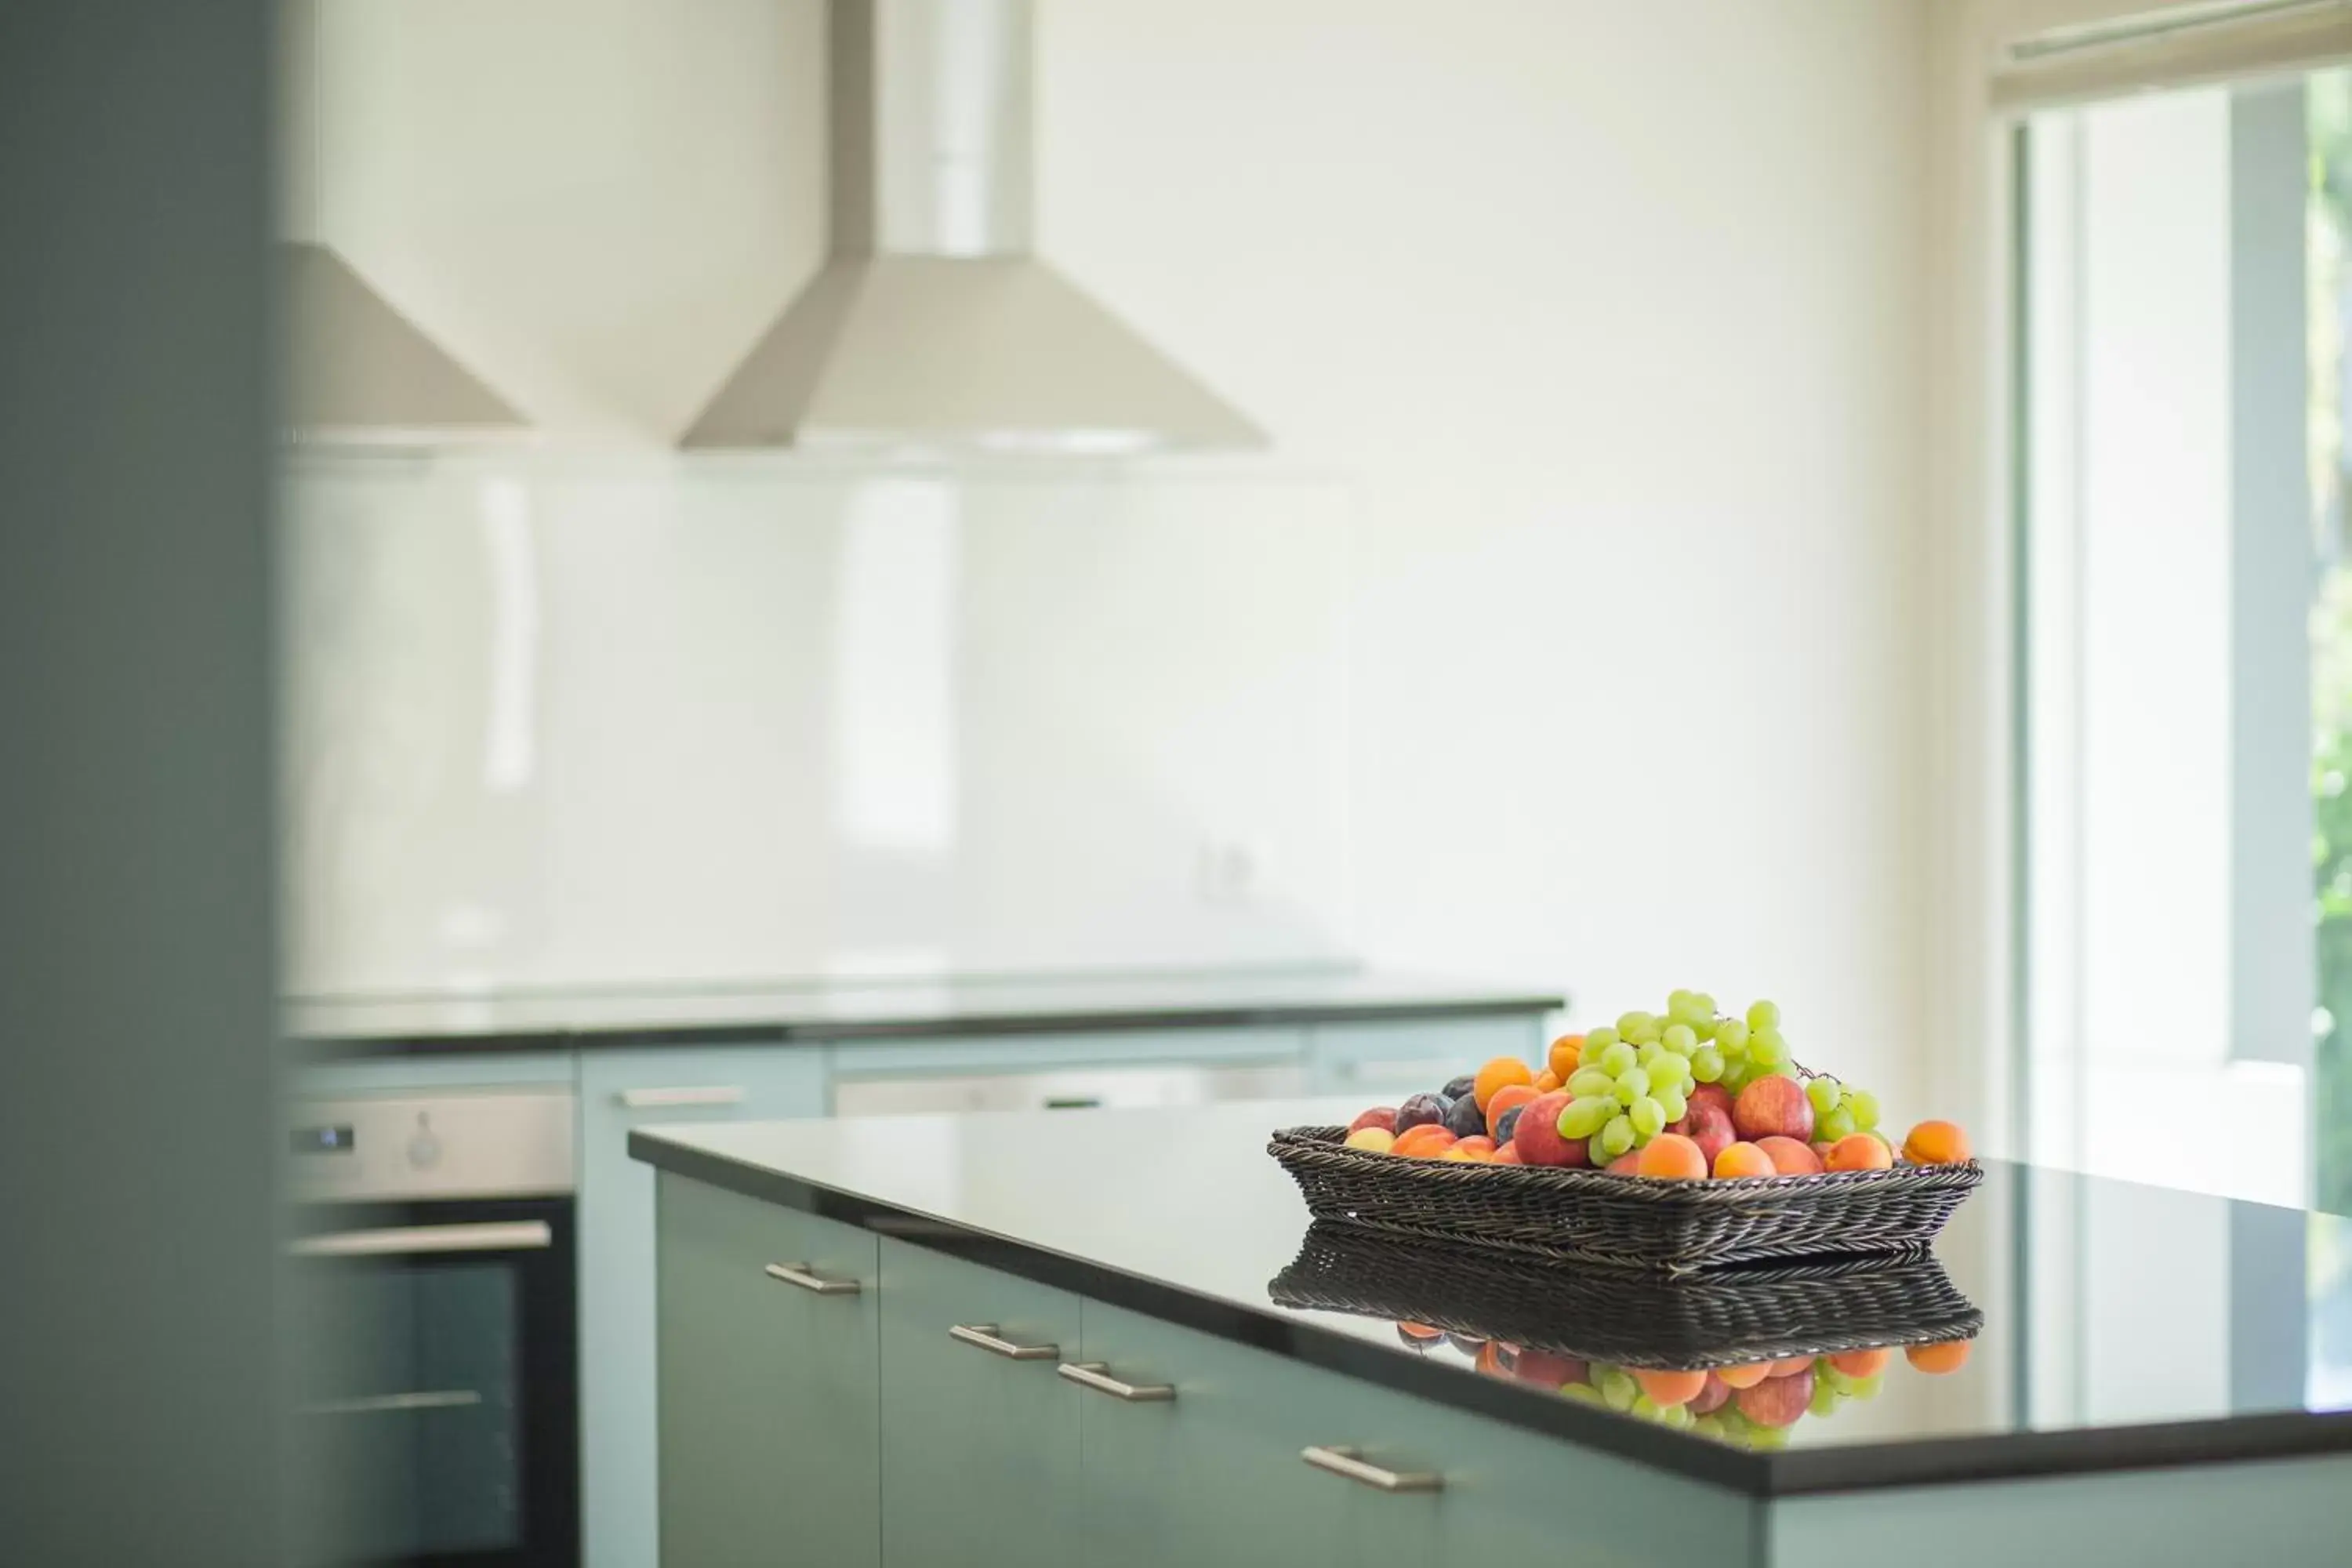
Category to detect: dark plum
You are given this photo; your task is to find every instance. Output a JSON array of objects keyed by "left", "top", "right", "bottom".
[
  {"left": 1494, "top": 1105, "right": 1525, "bottom": 1145},
  {"left": 1444, "top": 1092, "right": 1488, "bottom": 1139},
  {"left": 1441, "top": 1073, "right": 1478, "bottom": 1102},
  {"left": 1395, "top": 1094, "right": 1448, "bottom": 1134}
]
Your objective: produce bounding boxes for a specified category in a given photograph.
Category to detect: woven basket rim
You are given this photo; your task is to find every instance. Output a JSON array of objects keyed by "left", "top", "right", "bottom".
[{"left": 1270, "top": 1123, "right": 1985, "bottom": 1206}]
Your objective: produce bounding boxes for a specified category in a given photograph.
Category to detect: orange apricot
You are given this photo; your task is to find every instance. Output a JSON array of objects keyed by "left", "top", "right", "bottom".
[
  {"left": 1905, "top": 1339, "right": 1973, "bottom": 1375},
  {"left": 1486, "top": 1083, "right": 1541, "bottom": 1138},
  {"left": 1826, "top": 1134, "right": 1894, "bottom": 1172},
  {"left": 1769, "top": 1355, "right": 1815, "bottom": 1379},
  {"left": 1902, "top": 1120, "right": 1973, "bottom": 1166},
  {"left": 1829, "top": 1347, "right": 1891, "bottom": 1378},
  {"left": 1532, "top": 1068, "right": 1563, "bottom": 1094},
  {"left": 1453, "top": 1135, "right": 1497, "bottom": 1158},
  {"left": 1390, "top": 1124, "right": 1457, "bottom": 1159},
  {"left": 1547, "top": 1033, "right": 1585, "bottom": 1080},
  {"left": 1714, "top": 1362, "right": 1773, "bottom": 1389},
  {"left": 1472, "top": 1055, "right": 1535, "bottom": 1110},
  {"left": 1712, "top": 1142, "right": 1776, "bottom": 1179},
  {"left": 1632, "top": 1368, "right": 1709, "bottom": 1407},
  {"left": 1635, "top": 1133, "right": 1709, "bottom": 1181}
]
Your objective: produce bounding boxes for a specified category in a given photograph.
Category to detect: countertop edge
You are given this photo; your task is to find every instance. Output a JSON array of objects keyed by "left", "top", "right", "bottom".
[
  {"left": 627, "top": 1127, "right": 2352, "bottom": 1501},
  {"left": 299, "top": 993, "right": 1566, "bottom": 1059}
]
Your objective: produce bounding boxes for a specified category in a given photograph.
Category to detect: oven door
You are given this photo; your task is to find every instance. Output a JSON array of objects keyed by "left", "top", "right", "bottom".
[{"left": 289, "top": 1198, "right": 579, "bottom": 1568}]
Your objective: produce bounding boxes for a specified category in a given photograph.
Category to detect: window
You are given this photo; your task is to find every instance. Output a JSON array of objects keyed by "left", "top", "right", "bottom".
[{"left": 2015, "top": 71, "right": 2339, "bottom": 1210}]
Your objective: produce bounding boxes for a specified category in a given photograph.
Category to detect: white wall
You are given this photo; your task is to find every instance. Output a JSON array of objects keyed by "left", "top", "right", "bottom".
[
  {"left": 1042, "top": 0, "right": 1933, "bottom": 1102},
  {"left": 293, "top": 0, "right": 1936, "bottom": 1116}
]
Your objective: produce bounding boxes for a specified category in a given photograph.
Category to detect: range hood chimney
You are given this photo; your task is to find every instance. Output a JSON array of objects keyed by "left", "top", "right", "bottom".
[
  {"left": 280, "top": 0, "right": 527, "bottom": 445},
  {"left": 681, "top": 0, "right": 1264, "bottom": 454}
]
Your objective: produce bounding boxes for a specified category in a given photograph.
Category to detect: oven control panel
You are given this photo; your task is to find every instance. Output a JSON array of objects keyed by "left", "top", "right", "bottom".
[{"left": 285, "top": 1090, "right": 575, "bottom": 1203}]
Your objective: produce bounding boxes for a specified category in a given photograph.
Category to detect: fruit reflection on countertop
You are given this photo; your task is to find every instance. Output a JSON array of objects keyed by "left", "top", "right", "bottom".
[{"left": 1399, "top": 1323, "right": 1979, "bottom": 1450}]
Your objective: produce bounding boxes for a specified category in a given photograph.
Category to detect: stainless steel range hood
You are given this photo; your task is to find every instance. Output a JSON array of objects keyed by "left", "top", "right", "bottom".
[
  {"left": 280, "top": 0, "right": 527, "bottom": 445},
  {"left": 681, "top": 0, "right": 1263, "bottom": 454}
]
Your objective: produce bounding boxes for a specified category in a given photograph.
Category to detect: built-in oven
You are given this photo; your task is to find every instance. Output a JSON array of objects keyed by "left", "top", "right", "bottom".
[{"left": 286, "top": 1089, "right": 579, "bottom": 1568}]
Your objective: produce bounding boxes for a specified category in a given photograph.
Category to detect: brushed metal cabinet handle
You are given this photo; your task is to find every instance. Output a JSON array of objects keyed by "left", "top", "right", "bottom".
[
  {"left": 764, "top": 1261, "right": 861, "bottom": 1295},
  {"left": 1055, "top": 1361, "right": 1175, "bottom": 1403},
  {"left": 949, "top": 1323, "right": 1059, "bottom": 1361},
  {"left": 303, "top": 1389, "right": 485, "bottom": 1417},
  {"left": 291, "top": 1221, "right": 553, "bottom": 1258},
  {"left": 1301, "top": 1445, "right": 1443, "bottom": 1494},
  {"left": 615, "top": 1085, "right": 749, "bottom": 1109}
]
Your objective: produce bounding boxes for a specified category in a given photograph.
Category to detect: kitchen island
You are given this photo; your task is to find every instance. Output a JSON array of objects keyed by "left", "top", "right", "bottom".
[{"left": 632, "top": 1098, "right": 2352, "bottom": 1566}]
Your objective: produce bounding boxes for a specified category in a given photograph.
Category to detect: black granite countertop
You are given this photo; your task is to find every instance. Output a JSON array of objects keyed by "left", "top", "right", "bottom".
[
  {"left": 630, "top": 1095, "right": 2352, "bottom": 1498},
  {"left": 289, "top": 967, "right": 1563, "bottom": 1058}
]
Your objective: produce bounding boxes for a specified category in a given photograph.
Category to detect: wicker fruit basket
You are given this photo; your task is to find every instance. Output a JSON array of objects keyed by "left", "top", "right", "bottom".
[
  {"left": 1268, "top": 1221, "right": 1982, "bottom": 1370},
  {"left": 1267, "top": 1124, "right": 1982, "bottom": 1275}
]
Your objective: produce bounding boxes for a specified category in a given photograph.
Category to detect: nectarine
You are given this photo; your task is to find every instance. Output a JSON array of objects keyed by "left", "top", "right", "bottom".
[
  {"left": 1512, "top": 1091, "right": 1584, "bottom": 1167},
  {"left": 1390, "top": 1124, "right": 1457, "bottom": 1159},
  {"left": 1606, "top": 1150, "right": 1643, "bottom": 1174},
  {"left": 1714, "top": 1362, "right": 1772, "bottom": 1389},
  {"left": 1486, "top": 1083, "right": 1541, "bottom": 1138},
  {"left": 1736, "top": 1368, "right": 1813, "bottom": 1428},
  {"left": 1343, "top": 1126, "right": 1396, "bottom": 1154},
  {"left": 1492, "top": 1142, "right": 1525, "bottom": 1164},
  {"left": 1348, "top": 1106, "right": 1398, "bottom": 1135},
  {"left": 1755, "top": 1135, "right": 1823, "bottom": 1175}
]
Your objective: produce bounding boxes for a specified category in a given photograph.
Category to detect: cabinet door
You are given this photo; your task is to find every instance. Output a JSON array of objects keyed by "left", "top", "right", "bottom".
[
  {"left": 1303, "top": 1017, "right": 1550, "bottom": 1097},
  {"left": 1074, "top": 1299, "right": 1750, "bottom": 1566},
  {"left": 1071, "top": 1301, "right": 1404, "bottom": 1566},
  {"left": 877, "top": 1240, "right": 1083, "bottom": 1568},
  {"left": 655, "top": 1174, "right": 880, "bottom": 1568},
  {"left": 579, "top": 1047, "right": 826, "bottom": 1568}
]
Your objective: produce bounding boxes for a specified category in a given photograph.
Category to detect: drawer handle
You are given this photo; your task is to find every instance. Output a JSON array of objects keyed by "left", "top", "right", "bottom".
[
  {"left": 949, "top": 1323, "right": 1059, "bottom": 1361},
  {"left": 1301, "top": 1446, "right": 1443, "bottom": 1494},
  {"left": 616, "top": 1085, "right": 749, "bottom": 1109},
  {"left": 764, "top": 1261, "right": 861, "bottom": 1296},
  {"left": 1056, "top": 1361, "right": 1174, "bottom": 1403}
]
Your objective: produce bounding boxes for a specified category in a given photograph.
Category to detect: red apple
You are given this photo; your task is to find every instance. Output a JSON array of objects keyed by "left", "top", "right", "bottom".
[
  {"left": 1733, "top": 1076, "right": 1815, "bottom": 1143},
  {"left": 1512, "top": 1091, "right": 1588, "bottom": 1167},
  {"left": 1686, "top": 1082, "right": 1734, "bottom": 1122},
  {"left": 1688, "top": 1373, "right": 1733, "bottom": 1417},
  {"left": 1736, "top": 1367, "right": 1814, "bottom": 1428},
  {"left": 1668, "top": 1100, "right": 1737, "bottom": 1168},
  {"left": 1348, "top": 1106, "right": 1398, "bottom": 1135}
]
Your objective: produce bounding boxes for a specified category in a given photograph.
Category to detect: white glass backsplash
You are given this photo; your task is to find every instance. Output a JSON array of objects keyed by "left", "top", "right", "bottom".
[{"left": 279, "top": 456, "right": 1352, "bottom": 994}]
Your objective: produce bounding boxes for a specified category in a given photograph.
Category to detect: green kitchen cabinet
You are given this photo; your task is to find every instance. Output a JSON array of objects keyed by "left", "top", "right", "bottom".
[
  {"left": 1070, "top": 1298, "right": 1747, "bottom": 1566},
  {"left": 653, "top": 1171, "right": 878, "bottom": 1568},
  {"left": 581, "top": 1047, "right": 828, "bottom": 1568},
  {"left": 876, "top": 1239, "right": 1083, "bottom": 1568}
]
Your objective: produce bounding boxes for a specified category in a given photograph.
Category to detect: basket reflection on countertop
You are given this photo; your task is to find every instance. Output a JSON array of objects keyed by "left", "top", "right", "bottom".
[{"left": 1267, "top": 1220, "right": 1984, "bottom": 1372}]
